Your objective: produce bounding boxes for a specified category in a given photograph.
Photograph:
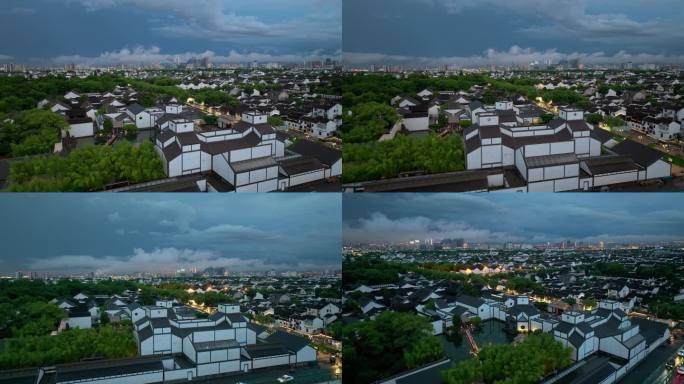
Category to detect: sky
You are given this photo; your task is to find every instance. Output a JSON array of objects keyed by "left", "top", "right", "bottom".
[
  {"left": 0, "top": 0, "right": 341, "bottom": 66},
  {"left": 0, "top": 194, "right": 341, "bottom": 275},
  {"left": 343, "top": 0, "right": 684, "bottom": 67},
  {"left": 343, "top": 194, "right": 684, "bottom": 245}
]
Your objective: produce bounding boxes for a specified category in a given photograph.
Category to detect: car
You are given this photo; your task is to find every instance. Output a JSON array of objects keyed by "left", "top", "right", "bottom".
[
  {"left": 277, "top": 374, "right": 294, "bottom": 382},
  {"left": 678, "top": 348, "right": 684, "bottom": 357}
]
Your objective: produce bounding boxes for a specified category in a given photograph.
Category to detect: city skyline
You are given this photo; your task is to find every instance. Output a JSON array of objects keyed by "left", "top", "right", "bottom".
[
  {"left": 343, "top": 0, "right": 684, "bottom": 67},
  {"left": 343, "top": 194, "right": 684, "bottom": 245},
  {"left": 0, "top": 0, "right": 341, "bottom": 66},
  {"left": 0, "top": 194, "right": 342, "bottom": 274}
]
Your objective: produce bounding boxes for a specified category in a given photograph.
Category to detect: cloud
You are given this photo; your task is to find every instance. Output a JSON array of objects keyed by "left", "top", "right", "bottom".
[
  {"left": 52, "top": 46, "right": 338, "bottom": 66},
  {"left": 342, "top": 194, "right": 684, "bottom": 245},
  {"left": 30, "top": 248, "right": 288, "bottom": 274},
  {"left": 29, "top": 247, "right": 338, "bottom": 274},
  {"left": 343, "top": 46, "right": 684, "bottom": 67},
  {"left": 0, "top": 55, "right": 14, "bottom": 61},
  {"left": 343, "top": 212, "right": 523, "bottom": 244},
  {"left": 63, "top": 0, "right": 341, "bottom": 43},
  {"left": 416, "top": 0, "right": 684, "bottom": 46}
]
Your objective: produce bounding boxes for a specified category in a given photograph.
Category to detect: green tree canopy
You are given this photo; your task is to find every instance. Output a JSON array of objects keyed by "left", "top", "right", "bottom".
[
  {"left": 1, "top": 109, "right": 66, "bottom": 157},
  {"left": 442, "top": 332, "right": 572, "bottom": 384},
  {"left": 341, "top": 102, "right": 400, "bottom": 144},
  {"left": 7, "top": 141, "right": 164, "bottom": 192},
  {"left": 342, "top": 311, "right": 444, "bottom": 383}
]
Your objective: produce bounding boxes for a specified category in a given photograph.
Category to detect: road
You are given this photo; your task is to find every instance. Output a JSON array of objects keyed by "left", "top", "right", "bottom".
[
  {"left": 625, "top": 129, "right": 684, "bottom": 159},
  {"left": 619, "top": 339, "right": 684, "bottom": 384},
  {"left": 176, "top": 364, "right": 337, "bottom": 384}
]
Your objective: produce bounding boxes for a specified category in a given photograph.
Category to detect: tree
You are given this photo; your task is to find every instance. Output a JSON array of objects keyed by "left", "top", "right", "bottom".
[
  {"left": 442, "top": 332, "right": 572, "bottom": 384},
  {"left": 602, "top": 115, "right": 625, "bottom": 130},
  {"left": 341, "top": 102, "right": 400, "bottom": 143},
  {"left": 342, "top": 311, "right": 445, "bottom": 383},
  {"left": 100, "top": 311, "right": 110, "bottom": 325},
  {"left": 203, "top": 115, "right": 218, "bottom": 125},
  {"left": 102, "top": 118, "right": 113, "bottom": 134},
  {"left": 459, "top": 120, "right": 472, "bottom": 128},
  {"left": 254, "top": 314, "right": 274, "bottom": 325},
  {"left": 533, "top": 301, "right": 549, "bottom": 312},
  {"left": 123, "top": 124, "right": 138, "bottom": 140},
  {"left": 267, "top": 115, "right": 284, "bottom": 127},
  {"left": 585, "top": 113, "right": 603, "bottom": 125},
  {"left": 343, "top": 134, "right": 465, "bottom": 183},
  {"left": 541, "top": 113, "right": 555, "bottom": 123},
  {"left": 193, "top": 89, "right": 238, "bottom": 108},
  {"left": 7, "top": 141, "right": 165, "bottom": 192},
  {"left": 1, "top": 109, "right": 66, "bottom": 157},
  {"left": 0, "top": 325, "right": 137, "bottom": 369},
  {"left": 438, "top": 111, "right": 448, "bottom": 128},
  {"left": 469, "top": 316, "right": 482, "bottom": 329},
  {"left": 583, "top": 298, "right": 597, "bottom": 310},
  {"left": 404, "top": 337, "right": 443, "bottom": 369}
]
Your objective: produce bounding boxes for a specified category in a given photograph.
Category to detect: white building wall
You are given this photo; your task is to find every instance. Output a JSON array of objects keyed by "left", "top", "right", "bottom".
[
  {"left": 140, "top": 338, "right": 153, "bottom": 355},
  {"left": 402, "top": 117, "right": 429, "bottom": 132},
  {"left": 296, "top": 346, "right": 317, "bottom": 363},
  {"left": 168, "top": 157, "right": 182, "bottom": 177},
  {"left": 482, "top": 145, "right": 502, "bottom": 165},
  {"left": 212, "top": 155, "right": 233, "bottom": 185},
  {"left": 575, "top": 137, "right": 590, "bottom": 155},
  {"left": 502, "top": 146, "right": 514, "bottom": 166},
  {"left": 554, "top": 177, "right": 579, "bottom": 191},
  {"left": 68, "top": 316, "right": 91, "bottom": 329},
  {"left": 646, "top": 160, "right": 670, "bottom": 179},
  {"left": 515, "top": 149, "right": 527, "bottom": 179},
  {"left": 525, "top": 144, "right": 550, "bottom": 157},
  {"left": 182, "top": 152, "right": 200, "bottom": 172},
  {"left": 67, "top": 122, "right": 94, "bottom": 138},
  {"left": 252, "top": 355, "right": 290, "bottom": 369},
  {"left": 528, "top": 168, "right": 544, "bottom": 182},
  {"left": 551, "top": 141, "right": 574, "bottom": 154},
  {"left": 231, "top": 148, "right": 252, "bottom": 162},
  {"left": 135, "top": 112, "right": 152, "bottom": 129},
  {"left": 289, "top": 170, "right": 326, "bottom": 187},
  {"left": 236, "top": 183, "right": 258, "bottom": 192},
  {"left": 594, "top": 172, "right": 638, "bottom": 186},
  {"left": 219, "top": 360, "right": 240, "bottom": 373},
  {"left": 544, "top": 165, "right": 564, "bottom": 180},
  {"left": 197, "top": 363, "right": 220, "bottom": 376},
  {"left": 528, "top": 180, "right": 554, "bottom": 192},
  {"left": 154, "top": 334, "right": 171, "bottom": 353},
  {"left": 467, "top": 149, "right": 482, "bottom": 170},
  {"left": 200, "top": 151, "right": 212, "bottom": 172},
  {"left": 600, "top": 337, "right": 628, "bottom": 359}
]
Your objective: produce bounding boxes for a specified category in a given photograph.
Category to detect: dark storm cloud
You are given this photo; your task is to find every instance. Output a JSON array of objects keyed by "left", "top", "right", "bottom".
[
  {"left": 343, "top": 0, "right": 684, "bottom": 66},
  {"left": 343, "top": 194, "right": 684, "bottom": 245},
  {"left": 0, "top": 194, "right": 341, "bottom": 274},
  {"left": 0, "top": 0, "right": 341, "bottom": 65}
]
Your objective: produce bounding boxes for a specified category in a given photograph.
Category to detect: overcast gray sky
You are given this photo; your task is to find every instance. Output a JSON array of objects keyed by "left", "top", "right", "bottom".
[
  {"left": 0, "top": 0, "right": 341, "bottom": 65},
  {"left": 0, "top": 194, "right": 341, "bottom": 274},
  {"left": 343, "top": 0, "right": 684, "bottom": 67},
  {"left": 343, "top": 194, "right": 684, "bottom": 245}
]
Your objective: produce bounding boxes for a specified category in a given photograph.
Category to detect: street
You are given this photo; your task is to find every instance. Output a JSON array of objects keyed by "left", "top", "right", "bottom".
[{"left": 619, "top": 339, "right": 684, "bottom": 384}]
